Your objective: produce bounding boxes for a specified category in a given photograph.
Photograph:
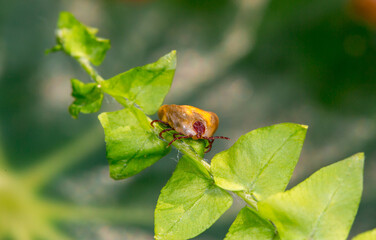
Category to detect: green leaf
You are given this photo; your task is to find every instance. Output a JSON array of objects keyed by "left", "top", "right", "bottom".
[
  {"left": 53, "top": 12, "right": 110, "bottom": 65},
  {"left": 155, "top": 156, "right": 233, "bottom": 240},
  {"left": 225, "top": 207, "right": 278, "bottom": 240},
  {"left": 102, "top": 51, "right": 176, "bottom": 115},
  {"left": 68, "top": 79, "right": 103, "bottom": 118},
  {"left": 353, "top": 228, "right": 376, "bottom": 240},
  {"left": 211, "top": 123, "right": 307, "bottom": 200},
  {"left": 258, "top": 153, "right": 364, "bottom": 240},
  {"left": 98, "top": 106, "right": 171, "bottom": 179}
]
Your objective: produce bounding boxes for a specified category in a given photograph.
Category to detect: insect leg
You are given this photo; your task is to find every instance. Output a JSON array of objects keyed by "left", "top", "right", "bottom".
[
  {"left": 204, "top": 139, "right": 215, "bottom": 153},
  {"left": 202, "top": 136, "right": 230, "bottom": 153},
  {"left": 159, "top": 128, "right": 174, "bottom": 139},
  {"left": 150, "top": 120, "right": 169, "bottom": 128},
  {"left": 173, "top": 133, "right": 184, "bottom": 138},
  {"left": 207, "top": 136, "right": 231, "bottom": 140},
  {"left": 167, "top": 135, "right": 191, "bottom": 147}
]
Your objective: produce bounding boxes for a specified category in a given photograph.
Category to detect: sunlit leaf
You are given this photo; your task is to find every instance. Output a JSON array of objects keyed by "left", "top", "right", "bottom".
[
  {"left": 225, "top": 207, "right": 278, "bottom": 240},
  {"left": 211, "top": 123, "right": 307, "bottom": 200},
  {"left": 353, "top": 228, "right": 376, "bottom": 240},
  {"left": 98, "top": 106, "right": 171, "bottom": 179},
  {"left": 103, "top": 51, "right": 176, "bottom": 115},
  {"left": 52, "top": 12, "right": 110, "bottom": 65},
  {"left": 68, "top": 79, "right": 103, "bottom": 118},
  {"left": 259, "top": 153, "right": 364, "bottom": 240},
  {"left": 155, "top": 156, "right": 233, "bottom": 240}
]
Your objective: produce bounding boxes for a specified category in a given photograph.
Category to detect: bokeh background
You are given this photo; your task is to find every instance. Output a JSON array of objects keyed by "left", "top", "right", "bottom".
[{"left": 1, "top": 0, "right": 375, "bottom": 239}]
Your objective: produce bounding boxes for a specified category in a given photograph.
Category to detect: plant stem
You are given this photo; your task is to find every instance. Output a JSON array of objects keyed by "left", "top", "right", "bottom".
[
  {"left": 76, "top": 57, "right": 133, "bottom": 110},
  {"left": 236, "top": 191, "right": 258, "bottom": 210},
  {"left": 77, "top": 57, "right": 104, "bottom": 84}
]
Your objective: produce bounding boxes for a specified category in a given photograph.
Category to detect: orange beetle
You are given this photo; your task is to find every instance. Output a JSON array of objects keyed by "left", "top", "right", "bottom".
[{"left": 151, "top": 104, "right": 230, "bottom": 153}]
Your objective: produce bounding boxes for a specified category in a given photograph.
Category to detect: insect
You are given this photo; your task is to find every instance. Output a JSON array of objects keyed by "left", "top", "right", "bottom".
[{"left": 151, "top": 104, "right": 230, "bottom": 153}]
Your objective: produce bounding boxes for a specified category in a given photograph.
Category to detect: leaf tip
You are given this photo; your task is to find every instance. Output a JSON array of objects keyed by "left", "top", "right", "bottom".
[
  {"left": 110, "top": 172, "right": 122, "bottom": 180},
  {"left": 162, "top": 50, "right": 177, "bottom": 69},
  {"left": 353, "top": 152, "right": 365, "bottom": 163},
  {"left": 57, "top": 11, "right": 75, "bottom": 25},
  {"left": 45, "top": 45, "right": 62, "bottom": 55},
  {"left": 59, "top": 11, "right": 72, "bottom": 17},
  {"left": 69, "top": 114, "right": 78, "bottom": 119}
]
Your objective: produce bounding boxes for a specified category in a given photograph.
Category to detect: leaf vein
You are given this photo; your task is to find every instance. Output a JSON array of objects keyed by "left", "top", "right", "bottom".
[
  {"left": 249, "top": 129, "right": 299, "bottom": 190},
  {"left": 131, "top": 68, "right": 166, "bottom": 104},
  {"left": 117, "top": 133, "right": 151, "bottom": 174},
  {"left": 308, "top": 187, "right": 340, "bottom": 239},
  {"left": 162, "top": 184, "right": 211, "bottom": 237},
  {"left": 308, "top": 165, "right": 352, "bottom": 239}
]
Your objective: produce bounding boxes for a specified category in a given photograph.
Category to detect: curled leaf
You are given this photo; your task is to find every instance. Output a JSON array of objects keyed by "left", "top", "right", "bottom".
[
  {"left": 69, "top": 79, "right": 103, "bottom": 118},
  {"left": 52, "top": 12, "right": 110, "bottom": 65}
]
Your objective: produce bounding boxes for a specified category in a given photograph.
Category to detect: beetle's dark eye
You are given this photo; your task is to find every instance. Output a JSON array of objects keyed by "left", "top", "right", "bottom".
[{"left": 193, "top": 121, "right": 205, "bottom": 136}]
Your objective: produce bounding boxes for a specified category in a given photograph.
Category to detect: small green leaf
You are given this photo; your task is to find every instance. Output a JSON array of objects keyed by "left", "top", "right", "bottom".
[
  {"left": 211, "top": 123, "right": 307, "bottom": 200},
  {"left": 53, "top": 12, "right": 110, "bottom": 65},
  {"left": 68, "top": 79, "right": 103, "bottom": 118},
  {"left": 353, "top": 228, "right": 376, "bottom": 240},
  {"left": 155, "top": 156, "right": 233, "bottom": 240},
  {"left": 45, "top": 44, "right": 62, "bottom": 55},
  {"left": 98, "top": 106, "right": 171, "bottom": 179},
  {"left": 258, "top": 153, "right": 364, "bottom": 240},
  {"left": 225, "top": 207, "right": 278, "bottom": 240},
  {"left": 103, "top": 51, "right": 176, "bottom": 115}
]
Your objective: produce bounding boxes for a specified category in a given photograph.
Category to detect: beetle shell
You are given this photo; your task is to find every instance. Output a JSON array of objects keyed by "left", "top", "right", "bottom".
[{"left": 158, "top": 104, "right": 219, "bottom": 140}]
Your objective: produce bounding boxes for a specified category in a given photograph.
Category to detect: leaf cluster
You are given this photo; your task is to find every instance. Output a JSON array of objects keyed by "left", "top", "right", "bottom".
[{"left": 48, "top": 12, "right": 375, "bottom": 240}]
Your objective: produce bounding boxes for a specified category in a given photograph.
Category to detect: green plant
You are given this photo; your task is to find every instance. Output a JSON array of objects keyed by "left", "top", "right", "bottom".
[{"left": 48, "top": 12, "right": 375, "bottom": 240}]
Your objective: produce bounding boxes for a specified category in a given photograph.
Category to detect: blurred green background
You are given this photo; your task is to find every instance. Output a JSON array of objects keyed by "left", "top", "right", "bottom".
[{"left": 0, "top": 0, "right": 375, "bottom": 239}]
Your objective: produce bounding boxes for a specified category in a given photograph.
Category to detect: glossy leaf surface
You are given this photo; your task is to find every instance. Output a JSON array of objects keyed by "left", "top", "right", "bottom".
[
  {"left": 259, "top": 153, "right": 364, "bottom": 240},
  {"left": 103, "top": 51, "right": 176, "bottom": 115},
  {"left": 211, "top": 123, "right": 307, "bottom": 200}
]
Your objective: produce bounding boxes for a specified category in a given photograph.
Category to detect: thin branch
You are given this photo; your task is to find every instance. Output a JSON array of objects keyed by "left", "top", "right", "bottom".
[
  {"left": 236, "top": 191, "right": 258, "bottom": 210},
  {"left": 77, "top": 57, "right": 104, "bottom": 84}
]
